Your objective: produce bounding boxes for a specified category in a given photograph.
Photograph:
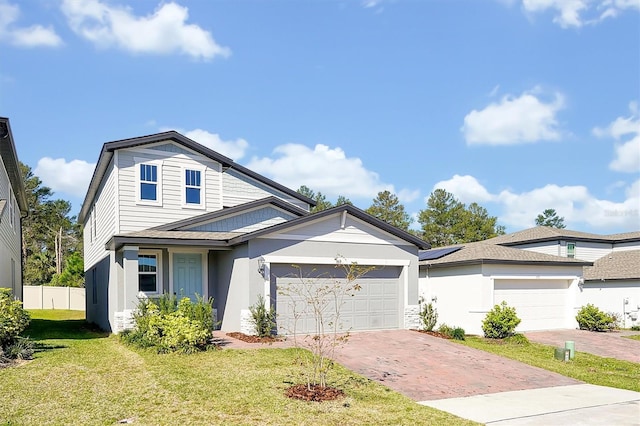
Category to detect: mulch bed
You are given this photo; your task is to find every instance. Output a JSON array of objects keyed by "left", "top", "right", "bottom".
[
  {"left": 411, "top": 329, "right": 452, "bottom": 339},
  {"left": 285, "top": 384, "right": 345, "bottom": 402},
  {"left": 226, "top": 332, "right": 284, "bottom": 344}
]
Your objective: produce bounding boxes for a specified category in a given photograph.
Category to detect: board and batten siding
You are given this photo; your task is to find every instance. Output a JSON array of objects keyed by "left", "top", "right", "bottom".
[
  {"left": 116, "top": 144, "right": 223, "bottom": 233},
  {"left": 223, "top": 170, "right": 309, "bottom": 211},
  {"left": 186, "top": 206, "right": 297, "bottom": 233},
  {"left": 84, "top": 157, "right": 118, "bottom": 270},
  {"left": 0, "top": 158, "right": 21, "bottom": 295}
]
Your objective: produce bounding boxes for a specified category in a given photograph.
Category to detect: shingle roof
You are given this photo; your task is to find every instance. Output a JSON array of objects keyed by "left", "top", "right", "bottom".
[
  {"left": 583, "top": 250, "right": 640, "bottom": 281},
  {"left": 486, "top": 226, "right": 640, "bottom": 245},
  {"left": 420, "top": 241, "right": 591, "bottom": 268}
]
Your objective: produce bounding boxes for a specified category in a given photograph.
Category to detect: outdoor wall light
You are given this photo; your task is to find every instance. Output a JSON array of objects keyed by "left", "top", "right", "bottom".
[{"left": 257, "top": 256, "right": 266, "bottom": 277}]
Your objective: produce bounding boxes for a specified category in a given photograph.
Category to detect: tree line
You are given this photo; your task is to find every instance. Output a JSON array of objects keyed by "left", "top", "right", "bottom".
[{"left": 17, "top": 164, "right": 566, "bottom": 287}]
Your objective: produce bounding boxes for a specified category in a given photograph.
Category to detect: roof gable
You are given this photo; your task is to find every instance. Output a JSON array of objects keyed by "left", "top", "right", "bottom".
[{"left": 79, "top": 131, "right": 315, "bottom": 222}]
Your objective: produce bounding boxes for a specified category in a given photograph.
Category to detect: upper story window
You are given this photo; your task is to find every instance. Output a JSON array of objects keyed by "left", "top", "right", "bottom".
[
  {"left": 135, "top": 160, "right": 163, "bottom": 206},
  {"left": 183, "top": 167, "right": 205, "bottom": 208},
  {"left": 567, "top": 242, "right": 576, "bottom": 258}
]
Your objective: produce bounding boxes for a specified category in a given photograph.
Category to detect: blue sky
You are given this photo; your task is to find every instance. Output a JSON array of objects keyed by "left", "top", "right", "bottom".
[{"left": 1, "top": 0, "right": 639, "bottom": 234}]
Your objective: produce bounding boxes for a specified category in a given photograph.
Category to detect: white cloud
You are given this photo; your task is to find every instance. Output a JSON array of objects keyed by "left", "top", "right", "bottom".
[
  {"left": 431, "top": 174, "right": 640, "bottom": 232},
  {"left": 245, "top": 143, "right": 415, "bottom": 200},
  {"left": 183, "top": 129, "right": 249, "bottom": 161},
  {"left": 35, "top": 157, "right": 96, "bottom": 198},
  {"left": 397, "top": 188, "right": 421, "bottom": 203},
  {"left": 593, "top": 101, "right": 640, "bottom": 173},
  {"left": 513, "top": 0, "right": 639, "bottom": 28},
  {"left": 431, "top": 175, "right": 495, "bottom": 204},
  {"left": 0, "top": 0, "right": 62, "bottom": 47},
  {"left": 462, "top": 88, "right": 565, "bottom": 145},
  {"left": 61, "top": 0, "right": 230, "bottom": 60}
]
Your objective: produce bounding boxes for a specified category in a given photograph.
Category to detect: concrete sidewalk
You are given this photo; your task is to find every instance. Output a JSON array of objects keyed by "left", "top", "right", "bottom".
[{"left": 420, "top": 384, "right": 640, "bottom": 425}]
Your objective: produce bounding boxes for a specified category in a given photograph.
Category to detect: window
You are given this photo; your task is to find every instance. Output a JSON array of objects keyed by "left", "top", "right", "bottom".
[
  {"left": 140, "top": 164, "right": 158, "bottom": 200},
  {"left": 185, "top": 169, "right": 201, "bottom": 204},
  {"left": 91, "top": 204, "right": 97, "bottom": 241},
  {"left": 138, "top": 253, "right": 159, "bottom": 293},
  {"left": 8, "top": 195, "right": 13, "bottom": 228},
  {"left": 135, "top": 159, "right": 163, "bottom": 205},
  {"left": 567, "top": 242, "right": 576, "bottom": 258}
]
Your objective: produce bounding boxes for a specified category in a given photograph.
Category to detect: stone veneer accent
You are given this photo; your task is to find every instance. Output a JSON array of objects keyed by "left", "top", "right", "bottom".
[
  {"left": 113, "top": 309, "right": 135, "bottom": 334},
  {"left": 404, "top": 305, "right": 421, "bottom": 330},
  {"left": 240, "top": 309, "right": 255, "bottom": 335}
]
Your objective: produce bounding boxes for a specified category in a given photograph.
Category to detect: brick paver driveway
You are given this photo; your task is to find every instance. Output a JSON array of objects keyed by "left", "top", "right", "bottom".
[
  {"left": 525, "top": 329, "right": 640, "bottom": 363},
  {"left": 331, "top": 330, "right": 580, "bottom": 401}
]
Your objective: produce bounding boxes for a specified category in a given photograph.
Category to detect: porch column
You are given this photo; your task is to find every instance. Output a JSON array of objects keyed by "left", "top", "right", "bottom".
[{"left": 122, "top": 245, "right": 139, "bottom": 310}]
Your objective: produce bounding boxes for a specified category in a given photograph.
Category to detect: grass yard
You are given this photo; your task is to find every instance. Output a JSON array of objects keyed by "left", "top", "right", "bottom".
[
  {"left": 457, "top": 336, "right": 640, "bottom": 392},
  {"left": 624, "top": 334, "right": 640, "bottom": 341},
  {"left": 0, "top": 311, "right": 476, "bottom": 426}
]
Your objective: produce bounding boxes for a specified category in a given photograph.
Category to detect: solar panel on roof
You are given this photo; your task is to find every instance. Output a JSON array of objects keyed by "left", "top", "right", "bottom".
[{"left": 419, "top": 246, "right": 463, "bottom": 261}]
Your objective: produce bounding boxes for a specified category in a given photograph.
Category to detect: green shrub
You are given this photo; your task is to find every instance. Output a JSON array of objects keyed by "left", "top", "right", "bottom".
[
  {"left": 249, "top": 294, "right": 276, "bottom": 337},
  {"left": 504, "top": 333, "right": 530, "bottom": 345},
  {"left": 631, "top": 325, "right": 640, "bottom": 331},
  {"left": 437, "top": 323, "right": 453, "bottom": 337},
  {"left": 121, "top": 294, "right": 215, "bottom": 353},
  {"left": 450, "top": 327, "right": 465, "bottom": 341},
  {"left": 419, "top": 299, "right": 438, "bottom": 331},
  {"left": 576, "top": 304, "right": 616, "bottom": 332},
  {"left": 0, "top": 289, "right": 30, "bottom": 347},
  {"left": 3, "top": 337, "right": 34, "bottom": 360},
  {"left": 482, "top": 301, "right": 521, "bottom": 339}
]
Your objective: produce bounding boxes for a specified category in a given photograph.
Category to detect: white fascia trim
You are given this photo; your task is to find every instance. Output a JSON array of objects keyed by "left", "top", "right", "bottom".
[
  {"left": 262, "top": 233, "right": 414, "bottom": 246},
  {"left": 261, "top": 255, "right": 410, "bottom": 267},
  {"left": 490, "top": 275, "right": 579, "bottom": 280},
  {"left": 122, "top": 245, "right": 140, "bottom": 252}
]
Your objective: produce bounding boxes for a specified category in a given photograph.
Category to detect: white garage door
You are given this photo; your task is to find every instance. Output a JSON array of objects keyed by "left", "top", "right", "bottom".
[
  {"left": 273, "top": 265, "right": 401, "bottom": 335},
  {"left": 494, "top": 279, "right": 570, "bottom": 331}
]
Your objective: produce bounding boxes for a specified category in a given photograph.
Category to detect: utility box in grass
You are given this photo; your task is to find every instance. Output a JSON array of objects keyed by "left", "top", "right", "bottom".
[{"left": 554, "top": 347, "right": 571, "bottom": 362}]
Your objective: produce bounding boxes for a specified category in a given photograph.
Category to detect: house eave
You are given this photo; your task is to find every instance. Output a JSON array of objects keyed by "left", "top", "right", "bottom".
[
  {"left": 0, "top": 117, "right": 28, "bottom": 213},
  {"left": 422, "top": 259, "right": 592, "bottom": 268},
  {"left": 106, "top": 235, "right": 233, "bottom": 251}
]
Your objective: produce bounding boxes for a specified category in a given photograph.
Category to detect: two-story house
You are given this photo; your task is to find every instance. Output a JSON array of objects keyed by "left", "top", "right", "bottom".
[
  {"left": 418, "top": 227, "right": 640, "bottom": 335},
  {"left": 79, "top": 131, "right": 430, "bottom": 334},
  {"left": 0, "top": 117, "right": 27, "bottom": 300}
]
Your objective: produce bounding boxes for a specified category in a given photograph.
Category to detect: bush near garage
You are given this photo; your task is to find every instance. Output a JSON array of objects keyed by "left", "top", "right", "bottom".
[
  {"left": 576, "top": 304, "right": 617, "bottom": 332},
  {"left": 482, "top": 301, "right": 521, "bottom": 339}
]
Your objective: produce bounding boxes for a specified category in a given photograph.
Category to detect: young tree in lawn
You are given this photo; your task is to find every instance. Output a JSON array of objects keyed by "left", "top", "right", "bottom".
[
  {"left": 535, "top": 208, "right": 566, "bottom": 228},
  {"left": 278, "top": 257, "right": 374, "bottom": 399},
  {"left": 366, "top": 190, "right": 412, "bottom": 231},
  {"left": 418, "top": 189, "right": 504, "bottom": 246}
]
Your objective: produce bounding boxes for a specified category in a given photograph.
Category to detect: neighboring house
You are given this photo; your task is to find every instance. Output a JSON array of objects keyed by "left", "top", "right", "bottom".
[
  {"left": 79, "top": 131, "right": 430, "bottom": 334},
  {"left": 419, "top": 226, "right": 640, "bottom": 334},
  {"left": 0, "top": 117, "right": 28, "bottom": 300}
]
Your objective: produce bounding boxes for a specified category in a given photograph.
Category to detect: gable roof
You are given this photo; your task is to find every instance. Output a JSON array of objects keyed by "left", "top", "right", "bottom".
[
  {"left": 152, "top": 196, "right": 309, "bottom": 231},
  {"left": 0, "top": 117, "right": 27, "bottom": 213},
  {"left": 486, "top": 226, "right": 640, "bottom": 246},
  {"left": 79, "top": 131, "right": 315, "bottom": 223},
  {"left": 227, "top": 203, "right": 432, "bottom": 249},
  {"left": 420, "top": 241, "right": 592, "bottom": 268},
  {"left": 583, "top": 250, "right": 640, "bottom": 281},
  {"left": 106, "top": 203, "right": 431, "bottom": 251}
]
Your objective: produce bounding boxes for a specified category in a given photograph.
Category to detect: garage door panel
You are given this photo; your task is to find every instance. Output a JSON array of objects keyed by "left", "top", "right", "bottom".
[
  {"left": 275, "top": 265, "right": 401, "bottom": 334},
  {"left": 494, "top": 279, "right": 569, "bottom": 331}
]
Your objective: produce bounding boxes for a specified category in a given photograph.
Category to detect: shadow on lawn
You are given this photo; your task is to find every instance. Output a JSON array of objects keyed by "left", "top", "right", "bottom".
[{"left": 25, "top": 319, "right": 109, "bottom": 341}]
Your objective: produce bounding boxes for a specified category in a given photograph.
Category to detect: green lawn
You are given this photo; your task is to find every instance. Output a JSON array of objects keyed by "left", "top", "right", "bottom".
[
  {"left": 457, "top": 336, "right": 640, "bottom": 392},
  {"left": 624, "top": 334, "right": 640, "bottom": 341},
  {"left": 1, "top": 311, "right": 476, "bottom": 426}
]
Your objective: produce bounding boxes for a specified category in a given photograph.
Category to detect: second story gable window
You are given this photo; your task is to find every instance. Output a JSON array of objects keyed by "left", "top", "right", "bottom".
[
  {"left": 183, "top": 167, "right": 205, "bottom": 208},
  {"left": 135, "top": 159, "right": 163, "bottom": 206},
  {"left": 140, "top": 164, "right": 158, "bottom": 200},
  {"left": 185, "top": 169, "right": 201, "bottom": 204},
  {"left": 567, "top": 242, "right": 576, "bottom": 258}
]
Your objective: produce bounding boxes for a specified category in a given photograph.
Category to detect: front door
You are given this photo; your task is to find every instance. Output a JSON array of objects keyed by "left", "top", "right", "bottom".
[{"left": 173, "top": 253, "right": 203, "bottom": 301}]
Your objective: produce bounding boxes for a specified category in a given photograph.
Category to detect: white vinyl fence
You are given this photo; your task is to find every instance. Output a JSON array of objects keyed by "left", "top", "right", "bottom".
[{"left": 23, "top": 286, "right": 85, "bottom": 310}]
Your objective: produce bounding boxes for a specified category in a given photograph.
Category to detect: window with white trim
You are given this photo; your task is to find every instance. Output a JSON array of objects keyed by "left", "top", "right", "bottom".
[
  {"left": 567, "top": 242, "right": 576, "bottom": 258},
  {"left": 135, "top": 160, "right": 163, "bottom": 205},
  {"left": 183, "top": 167, "right": 205, "bottom": 208},
  {"left": 138, "top": 251, "right": 161, "bottom": 294}
]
